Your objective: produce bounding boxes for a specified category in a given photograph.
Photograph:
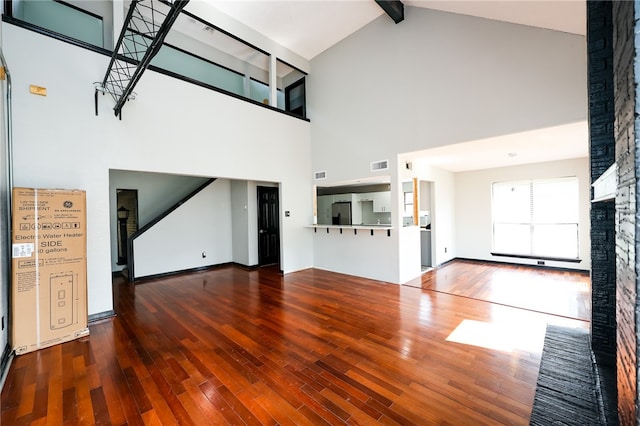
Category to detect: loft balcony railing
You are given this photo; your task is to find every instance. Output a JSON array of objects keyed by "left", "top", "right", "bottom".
[
  {"left": 5, "top": 0, "right": 308, "bottom": 120},
  {"left": 99, "top": 0, "right": 189, "bottom": 118}
]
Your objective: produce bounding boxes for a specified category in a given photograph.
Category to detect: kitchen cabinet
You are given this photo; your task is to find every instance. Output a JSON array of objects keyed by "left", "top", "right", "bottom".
[
  {"left": 373, "top": 191, "right": 391, "bottom": 213},
  {"left": 333, "top": 193, "right": 352, "bottom": 203},
  {"left": 356, "top": 192, "right": 374, "bottom": 202}
]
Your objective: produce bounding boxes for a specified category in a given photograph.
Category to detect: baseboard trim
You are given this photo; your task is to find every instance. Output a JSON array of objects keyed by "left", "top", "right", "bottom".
[
  {"left": 232, "top": 262, "right": 260, "bottom": 271},
  {"left": 88, "top": 310, "right": 116, "bottom": 324},
  {"left": 133, "top": 262, "right": 235, "bottom": 283},
  {"left": 453, "top": 257, "right": 590, "bottom": 275},
  {"left": 111, "top": 270, "right": 126, "bottom": 278}
]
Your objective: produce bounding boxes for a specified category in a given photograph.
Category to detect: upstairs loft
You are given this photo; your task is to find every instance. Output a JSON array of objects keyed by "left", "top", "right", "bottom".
[{"left": 4, "top": 0, "right": 308, "bottom": 120}]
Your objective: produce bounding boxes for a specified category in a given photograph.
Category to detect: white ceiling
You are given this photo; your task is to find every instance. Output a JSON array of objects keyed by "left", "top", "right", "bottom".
[
  {"left": 203, "top": 0, "right": 586, "bottom": 61},
  {"left": 204, "top": 1, "right": 384, "bottom": 60},
  {"left": 200, "top": 0, "right": 588, "bottom": 172},
  {"left": 409, "top": 121, "right": 588, "bottom": 172}
]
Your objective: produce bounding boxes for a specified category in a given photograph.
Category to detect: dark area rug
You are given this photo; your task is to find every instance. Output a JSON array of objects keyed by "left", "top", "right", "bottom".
[{"left": 529, "top": 325, "right": 605, "bottom": 425}]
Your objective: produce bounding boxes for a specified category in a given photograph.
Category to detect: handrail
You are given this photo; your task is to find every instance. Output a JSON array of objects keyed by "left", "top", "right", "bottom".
[
  {"left": 126, "top": 177, "right": 216, "bottom": 282},
  {"left": 2, "top": 16, "right": 311, "bottom": 122},
  {"left": 100, "top": 0, "right": 189, "bottom": 118}
]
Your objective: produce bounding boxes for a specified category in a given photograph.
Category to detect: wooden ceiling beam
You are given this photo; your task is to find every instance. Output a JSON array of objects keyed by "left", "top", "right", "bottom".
[{"left": 375, "top": 0, "right": 404, "bottom": 24}]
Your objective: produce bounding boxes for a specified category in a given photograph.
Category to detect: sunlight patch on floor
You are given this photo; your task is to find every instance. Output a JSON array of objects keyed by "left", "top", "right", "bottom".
[{"left": 446, "top": 319, "right": 547, "bottom": 353}]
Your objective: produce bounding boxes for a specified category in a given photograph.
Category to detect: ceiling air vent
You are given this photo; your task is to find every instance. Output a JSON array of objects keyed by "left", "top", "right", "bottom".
[
  {"left": 370, "top": 159, "right": 389, "bottom": 172},
  {"left": 314, "top": 170, "right": 327, "bottom": 180}
]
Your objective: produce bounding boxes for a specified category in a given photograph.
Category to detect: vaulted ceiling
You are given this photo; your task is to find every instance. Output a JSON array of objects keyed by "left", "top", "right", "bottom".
[
  {"left": 202, "top": 1, "right": 585, "bottom": 61},
  {"left": 196, "top": 1, "right": 588, "bottom": 172}
]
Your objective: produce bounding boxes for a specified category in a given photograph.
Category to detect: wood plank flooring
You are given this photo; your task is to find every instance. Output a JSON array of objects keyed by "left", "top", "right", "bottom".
[
  {"left": 1, "top": 261, "right": 589, "bottom": 425},
  {"left": 410, "top": 259, "right": 591, "bottom": 321}
]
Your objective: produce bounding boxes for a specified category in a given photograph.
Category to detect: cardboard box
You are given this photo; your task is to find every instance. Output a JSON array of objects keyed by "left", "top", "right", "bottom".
[{"left": 11, "top": 188, "right": 89, "bottom": 355}]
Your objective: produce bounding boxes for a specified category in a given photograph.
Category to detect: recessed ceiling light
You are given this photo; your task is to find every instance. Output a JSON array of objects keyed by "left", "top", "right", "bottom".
[{"left": 508, "top": 152, "right": 518, "bottom": 157}]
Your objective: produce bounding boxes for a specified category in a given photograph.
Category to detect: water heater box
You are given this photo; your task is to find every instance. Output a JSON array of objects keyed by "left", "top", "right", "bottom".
[{"left": 11, "top": 187, "right": 89, "bottom": 355}]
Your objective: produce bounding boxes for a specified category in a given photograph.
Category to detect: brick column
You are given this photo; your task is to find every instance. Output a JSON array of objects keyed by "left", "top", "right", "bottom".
[
  {"left": 588, "top": 0, "right": 617, "bottom": 370},
  {"left": 612, "top": 1, "right": 638, "bottom": 424}
]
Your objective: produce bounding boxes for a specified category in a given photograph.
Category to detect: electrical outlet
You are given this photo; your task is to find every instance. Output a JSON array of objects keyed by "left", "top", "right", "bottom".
[
  {"left": 537, "top": 260, "right": 545, "bottom": 265},
  {"left": 444, "top": 247, "right": 447, "bottom": 253},
  {"left": 202, "top": 252, "right": 206, "bottom": 258}
]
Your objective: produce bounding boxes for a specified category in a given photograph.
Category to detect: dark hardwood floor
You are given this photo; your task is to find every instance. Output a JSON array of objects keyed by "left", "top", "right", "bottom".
[
  {"left": 1, "top": 261, "right": 589, "bottom": 425},
  {"left": 408, "top": 259, "right": 591, "bottom": 321}
]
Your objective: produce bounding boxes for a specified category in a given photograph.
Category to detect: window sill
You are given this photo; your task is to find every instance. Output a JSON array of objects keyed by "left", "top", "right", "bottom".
[{"left": 491, "top": 252, "right": 582, "bottom": 263}]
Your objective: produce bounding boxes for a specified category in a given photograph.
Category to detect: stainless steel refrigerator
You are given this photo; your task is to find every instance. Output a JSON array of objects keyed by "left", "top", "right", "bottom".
[{"left": 331, "top": 202, "right": 352, "bottom": 225}]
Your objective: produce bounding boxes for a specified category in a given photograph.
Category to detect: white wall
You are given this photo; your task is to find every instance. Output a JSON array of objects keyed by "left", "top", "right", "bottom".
[
  {"left": 313, "top": 229, "right": 400, "bottom": 283},
  {"left": 309, "top": 7, "right": 585, "bottom": 281},
  {"left": 133, "top": 179, "right": 233, "bottom": 278},
  {"left": 3, "top": 24, "right": 313, "bottom": 316},
  {"left": 454, "top": 158, "right": 590, "bottom": 270},
  {"left": 109, "top": 170, "right": 209, "bottom": 271},
  {"left": 308, "top": 6, "right": 587, "bottom": 184},
  {"left": 398, "top": 226, "right": 421, "bottom": 283},
  {"left": 230, "top": 180, "right": 250, "bottom": 266}
]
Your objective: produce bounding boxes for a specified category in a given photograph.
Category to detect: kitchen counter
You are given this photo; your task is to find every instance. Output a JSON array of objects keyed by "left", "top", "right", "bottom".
[
  {"left": 309, "top": 224, "right": 392, "bottom": 229},
  {"left": 308, "top": 224, "right": 394, "bottom": 236}
]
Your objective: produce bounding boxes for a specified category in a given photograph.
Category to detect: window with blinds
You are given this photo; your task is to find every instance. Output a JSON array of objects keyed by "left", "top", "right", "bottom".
[{"left": 491, "top": 177, "right": 579, "bottom": 259}]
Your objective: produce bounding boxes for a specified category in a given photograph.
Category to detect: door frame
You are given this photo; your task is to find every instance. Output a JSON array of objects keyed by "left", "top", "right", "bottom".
[
  {"left": 257, "top": 186, "right": 281, "bottom": 267},
  {"left": 115, "top": 189, "right": 139, "bottom": 266}
]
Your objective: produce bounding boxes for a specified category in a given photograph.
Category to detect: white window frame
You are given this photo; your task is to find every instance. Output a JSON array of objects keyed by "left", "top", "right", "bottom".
[{"left": 491, "top": 177, "right": 580, "bottom": 261}]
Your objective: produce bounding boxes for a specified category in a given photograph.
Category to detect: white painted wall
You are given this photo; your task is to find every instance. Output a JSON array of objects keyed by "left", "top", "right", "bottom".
[
  {"left": 308, "top": 7, "right": 587, "bottom": 184},
  {"left": 109, "top": 170, "right": 208, "bottom": 271},
  {"left": 313, "top": 229, "right": 400, "bottom": 283},
  {"left": 398, "top": 226, "right": 421, "bottom": 283},
  {"left": 3, "top": 24, "right": 313, "bottom": 316},
  {"left": 133, "top": 179, "right": 233, "bottom": 278},
  {"left": 455, "top": 158, "right": 591, "bottom": 270},
  {"left": 309, "top": 8, "right": 585, "bottom": 280},
  {"left": 230, "top": 180, "right": 250, "bottom": 266}
]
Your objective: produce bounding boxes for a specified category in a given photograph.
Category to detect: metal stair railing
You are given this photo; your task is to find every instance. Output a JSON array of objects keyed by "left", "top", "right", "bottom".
[{"left": 96, "top": 0, "right": 189, "bottom": 119}]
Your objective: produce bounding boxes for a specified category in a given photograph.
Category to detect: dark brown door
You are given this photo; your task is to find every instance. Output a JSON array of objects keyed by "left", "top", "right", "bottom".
[
  {"left": 257, "top": 186, "right": 280, "bottom": 266},
  {"left": 116, "top": 189, "right": 139, "bottom": 266}
]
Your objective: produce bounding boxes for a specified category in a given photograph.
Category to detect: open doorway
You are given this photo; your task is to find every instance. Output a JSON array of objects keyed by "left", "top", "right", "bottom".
[
  {"left": 419, "top": 180, "right": 434, "bottom": 272},
  {"left": 116, "top": 189, "right": 138, "bottom": 266}
]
